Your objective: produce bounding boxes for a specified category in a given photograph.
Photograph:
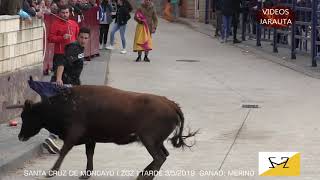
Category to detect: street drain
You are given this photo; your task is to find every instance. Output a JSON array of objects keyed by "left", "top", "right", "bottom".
[
  {"left": 176, "top": 60, "right": 200, "bottom": 62},
  {"left": 242, "top": 104, "right": 260, "bottom": 109}
]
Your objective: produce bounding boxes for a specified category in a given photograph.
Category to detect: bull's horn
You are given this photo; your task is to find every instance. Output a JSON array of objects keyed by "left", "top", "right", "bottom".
[{"left": 6, "top": 104, "right": 24, "bottom": 109}]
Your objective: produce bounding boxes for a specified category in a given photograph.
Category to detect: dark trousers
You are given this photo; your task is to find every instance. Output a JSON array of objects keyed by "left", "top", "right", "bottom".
[
  {"left": 232, "top": 12, "right": 240, "bottom": 40},
  {"left": 99, "top": 24, "right": 110, "bottom": 45},
  {"left": 249, "top": 13, "right": 256, "bottom": 35},
  {"left": 215, "top": 10, "right": 222, "bottom": 35}
]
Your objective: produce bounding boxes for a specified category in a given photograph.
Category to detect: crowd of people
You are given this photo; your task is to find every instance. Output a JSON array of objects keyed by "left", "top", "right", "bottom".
[
  {"left": 214, "top": 0, "right": 254, "bottom": 44},
  {"left": 213, "top": 0, "right": 316, "bottom": 46}
]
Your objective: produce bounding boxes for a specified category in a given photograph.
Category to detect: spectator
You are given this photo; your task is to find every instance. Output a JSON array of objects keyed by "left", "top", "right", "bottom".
[
  {"left": 35, "top": 0, "right": 49, "bottom": 18},
  {"left": 37, "top": 0, "right": 46, "bottom": 11},
  {"left": 133, "top": 0, "right": 157, "bottom": 62},
  {"left": 18, "top": 9, "right": 32, "bottom": 21},
  {"left": 0, "top": 0, "right": 20, "bottom": 15},
  {"left": 248, "top": 0, "right": 258, "bottom": 38},
  {"left": 45, "top": 0, "right": 53, "bottom": 8},
  {"left": 99, "top": 0, "right": 113, "bottom": 49},
  {"left": 77, "top": 0, "right": 92, "bottom": 10},
  {"left": 110, "top": 0, "right": 117, "bottom": 17},
  {"left": 50, "top": 0, "right": 67, "bottom": 14},
  {"left": 214, "top": 0, "right": 222, "bottom": 37},
  {"left": 0, "top": 0, "right": 31, "bottom": 22},
  {"left": 51, "top": 0, "right": 62, "bottom": 14},
  {"left": 89, "top": 0, "right": 97, "bottom": 7},
  {"left": 106, "top": 0, "right": 132, "bottom": 54},
  {"left": 54, "top": 27, "right": 90, "bottom": 86},
  {"left": 231, "top": 0, "right": 241, "bottom": 43},
  {"left": 23, "top": 0, "right": 37, "bottom": 16},
  {"left": 220, "top": 0, "right": 233, "bottom": 43},
  {"left": 163, "top": 0, "right": 173, "bottom": 22},
  {"left": 69, "top": 0, "right": 83, "bottom": 18},
  {"left": 49, "top": 5, "right": 79, "bottom": 80},
  {"left": 170, "top": 0, "right": 179, "bottom": 20}
]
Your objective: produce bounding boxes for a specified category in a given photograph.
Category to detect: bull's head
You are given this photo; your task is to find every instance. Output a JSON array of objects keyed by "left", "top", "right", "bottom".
[{"left": 7, "top": 100, "right": 43, "bottom": 141}]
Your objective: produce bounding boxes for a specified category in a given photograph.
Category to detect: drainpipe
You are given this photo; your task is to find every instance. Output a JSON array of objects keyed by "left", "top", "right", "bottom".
[
  {"left": 311, "top": 0, "right": 317, "bottom": 67},
  {"left": 195, "top": 0, "right": 199, "bottom": 20}
]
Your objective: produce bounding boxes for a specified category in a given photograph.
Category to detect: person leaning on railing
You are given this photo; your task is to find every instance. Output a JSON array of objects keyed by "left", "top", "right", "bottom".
[
  {"left": 0, "top": 0, "right": 33, "bottom": 22},
  {"left": 22, "top": 0, "right": 44, "bottom": 18}
]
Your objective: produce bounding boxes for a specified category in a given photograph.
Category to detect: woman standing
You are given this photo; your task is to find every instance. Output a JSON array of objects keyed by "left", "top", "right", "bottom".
[
  {"left": 99, "top": 0, "right": 113, "bottom": 49},
  {"left": 133, "top": 0, "right": 158, "bottom": 62},
  {"left": 106, "top": 0, "right": 132, "bottom": 54}
]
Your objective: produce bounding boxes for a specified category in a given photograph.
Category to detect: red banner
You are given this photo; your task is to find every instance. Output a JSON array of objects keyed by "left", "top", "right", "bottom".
[
  {"left": 43, "top": 14, "right": 56, "bottom": 72},
  {"left": 43, "top": 7, "right": 100, "bottom": 72}
]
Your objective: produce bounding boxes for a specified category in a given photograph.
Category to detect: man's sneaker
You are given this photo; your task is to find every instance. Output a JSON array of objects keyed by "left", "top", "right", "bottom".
[
  {"left": 120, "top": 49, "right": 127, "bottom": 54},
  {"left": 49, "top": 134, "right": 58, "bottom": 140},
  {"left": 106, "top": 45, "right": 114, "bottom": 50},
  {"left": 45, "top": 138, "right": 60, "bottom": 154},
  {"left": 99, "top": 44, "right": 103, "bottom": 50},
  {"left": 42, "top": 142, "right": 57, "bottom": 154}
]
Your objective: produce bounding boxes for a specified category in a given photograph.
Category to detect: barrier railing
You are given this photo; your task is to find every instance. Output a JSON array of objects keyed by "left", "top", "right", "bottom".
[{"left": 239, "top": 0, "right": 320, "bottom": 66}]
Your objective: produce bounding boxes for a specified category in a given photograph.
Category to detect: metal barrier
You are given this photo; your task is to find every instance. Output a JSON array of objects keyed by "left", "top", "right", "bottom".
[{"left": 240, "top": 0, "right": 320, "bottom": 66}]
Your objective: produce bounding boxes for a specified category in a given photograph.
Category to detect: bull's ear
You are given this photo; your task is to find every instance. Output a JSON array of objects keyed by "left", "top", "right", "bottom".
[{"left": 24, "top": 100, "right": 34, "bottom": 110}]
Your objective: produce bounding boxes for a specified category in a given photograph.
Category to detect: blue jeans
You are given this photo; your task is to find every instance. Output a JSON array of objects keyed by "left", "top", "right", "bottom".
[
  {"left": 221, "top": 15, "right": 232, "bottom": 41},
  {"left": 171, "top": 3, "right": 179, "bottom": 18},
  {"left": 110, "top": 23, "right": 127, "bottom": 49}
]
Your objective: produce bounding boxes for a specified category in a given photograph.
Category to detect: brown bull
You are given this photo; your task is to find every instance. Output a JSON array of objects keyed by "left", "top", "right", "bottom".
[{"left": 9, "top": 85, "right": 198, "bottom": 180}]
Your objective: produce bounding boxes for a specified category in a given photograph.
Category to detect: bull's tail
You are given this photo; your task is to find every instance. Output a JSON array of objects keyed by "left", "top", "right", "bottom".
[{"left": 168, "top": 100, "right": 199, "bottom": 149}]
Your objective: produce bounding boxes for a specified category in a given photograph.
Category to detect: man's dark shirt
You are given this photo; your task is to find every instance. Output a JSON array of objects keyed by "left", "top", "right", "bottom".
[{"left": 51, "top": 41, "right": 84, "bottom": 85}]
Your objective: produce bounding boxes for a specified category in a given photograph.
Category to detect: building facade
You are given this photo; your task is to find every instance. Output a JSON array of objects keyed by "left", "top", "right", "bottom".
[{"left": 129, "top": 0, "right": 215, "bottom": 23}]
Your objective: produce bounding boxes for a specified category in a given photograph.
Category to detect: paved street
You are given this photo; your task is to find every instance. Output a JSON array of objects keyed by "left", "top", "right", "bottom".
[{"left": 3, "top": 17, "right": 320, "bottom": 180}]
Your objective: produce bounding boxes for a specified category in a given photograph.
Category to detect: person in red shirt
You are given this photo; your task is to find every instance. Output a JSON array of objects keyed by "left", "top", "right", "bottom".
[{"left": 48, "top": 5, "right": 79, "bottom": 83}]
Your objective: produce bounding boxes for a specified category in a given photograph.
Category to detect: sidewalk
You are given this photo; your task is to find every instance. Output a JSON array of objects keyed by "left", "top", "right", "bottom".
[
  {"left": 0, "top": 50, "right": 110, "bottom": 177},
  {"left": 177, "top": 17, "right": 320, "bottom": 79}
]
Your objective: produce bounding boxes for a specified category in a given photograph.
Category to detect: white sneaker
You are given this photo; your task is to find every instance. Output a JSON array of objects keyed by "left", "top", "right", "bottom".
[
  {"left": 106, "top": 45, "right": 114, "bottom": 50},
  {"left": 120, "top": 49, "right": 127, "bottom": 54},
  {"left": 99, "top": 44, "right": 103, "bottom": 50}
]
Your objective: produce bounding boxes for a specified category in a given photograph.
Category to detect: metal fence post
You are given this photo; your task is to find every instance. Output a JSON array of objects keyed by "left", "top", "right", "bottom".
[
  {"left": 291, "top": 0, "right": 296, "bottom": 59},
  {"left": 256, "top": 1, "right": 262, "bottom": 46},
  {"left": 205, "top": 0, "right": 209, "bottom": 24},
  {"left": 273, "top": 28, "right": 278, "bottom": 52},
  {"left": 242, "top": 14, "right": 246, "bottom": 41},
  {"left": 311, "top": 0, "right": 317, "bottom": 67}
]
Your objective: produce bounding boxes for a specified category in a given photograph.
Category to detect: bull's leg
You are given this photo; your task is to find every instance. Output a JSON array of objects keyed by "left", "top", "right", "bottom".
[
  {"left": 79, "top": 142, "right": 96, "bottom": 179},
  {"left": 161, "top": 144, "right": 169, "bottom": 157},
  {"left": 46, "top": 125, "right": 84, "bottom": 178},
  {"left": 46, "top": 141, "right": 74, "bottom": 178},
  {"left": 137, "top": 138, "right": 167, "bottom": 180}
]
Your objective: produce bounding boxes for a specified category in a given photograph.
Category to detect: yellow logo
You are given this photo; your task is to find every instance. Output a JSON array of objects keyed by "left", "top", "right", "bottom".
[{"left": 259, "top": 152, "right": 300, "bottom": 176}]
